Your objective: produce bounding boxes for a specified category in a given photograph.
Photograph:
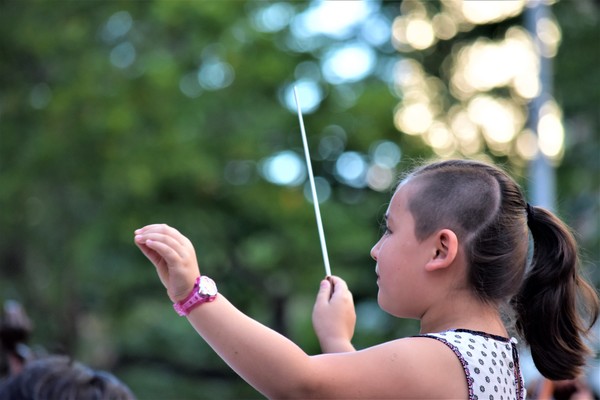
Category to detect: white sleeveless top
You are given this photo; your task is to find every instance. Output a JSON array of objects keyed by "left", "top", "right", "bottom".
[{"left": 419, "top": 329, "right": 526, "bottom": 400}]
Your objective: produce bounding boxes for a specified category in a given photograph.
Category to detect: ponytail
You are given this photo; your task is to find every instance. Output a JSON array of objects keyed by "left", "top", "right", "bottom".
[{"left": 513, "top": 205, "right": 599, "bottom": 380}]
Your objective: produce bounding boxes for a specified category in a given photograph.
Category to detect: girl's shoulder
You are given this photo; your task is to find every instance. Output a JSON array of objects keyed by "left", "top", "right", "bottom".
[
  {"left": 309, "top": 335, "right": 469, "bottom": 398},
  {"left": 375, "top": 335, "right": 472, "bottom": 397}
]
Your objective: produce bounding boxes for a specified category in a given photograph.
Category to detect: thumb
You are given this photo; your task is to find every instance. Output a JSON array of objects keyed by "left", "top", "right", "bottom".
[{"left": 316, "top": 278, "right": 333, "bottom": 304}]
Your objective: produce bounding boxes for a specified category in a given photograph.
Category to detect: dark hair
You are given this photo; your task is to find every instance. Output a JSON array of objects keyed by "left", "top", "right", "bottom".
[
  {"left": 0, "top": 355, "right": 135, "bottom": 400},
  {"left": 403, "top": 159, "right": 599, "bottom": 380}
]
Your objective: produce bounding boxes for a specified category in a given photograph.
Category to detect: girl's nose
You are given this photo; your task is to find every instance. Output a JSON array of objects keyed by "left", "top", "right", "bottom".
[{"left": 370, "top": 241, "right": 380, "bottom": 261}]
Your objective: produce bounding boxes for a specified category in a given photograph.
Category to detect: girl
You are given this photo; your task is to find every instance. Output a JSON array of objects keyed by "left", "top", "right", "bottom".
[{"left": 134, "top": 159, "right": 599, "bottom": 399}]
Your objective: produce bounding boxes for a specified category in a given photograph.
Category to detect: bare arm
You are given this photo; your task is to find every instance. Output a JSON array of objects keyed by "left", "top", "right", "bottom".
[
  {"left": 133, "top": 224, "right": 467, "bottom": 399},
  {"left": 182, "top": 295, "right": 463, "bottom": 399},
  {"left": 134, "top": 224, "right": 317, "bottom": 397},
  {"left": 187, "top": 294, "right": 318, "bottom": 397}
]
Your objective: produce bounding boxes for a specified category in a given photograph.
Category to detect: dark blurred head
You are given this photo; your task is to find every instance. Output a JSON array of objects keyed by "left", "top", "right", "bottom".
[{"left": 0, "top": 355, "right": 135, "bottom": 400}]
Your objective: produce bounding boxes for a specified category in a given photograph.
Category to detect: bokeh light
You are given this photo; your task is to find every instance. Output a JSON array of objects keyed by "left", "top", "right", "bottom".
[
  {"left": 259, "top": 0, "right": 566, "bottom": 195},
  {"left": 450, "top": 28, "right": 540, "bottom": 100},
  {"left": 110, "top": 42, "right": 136, "bottom": 69},
  {"left": 197, "top": 59, "right": 235, "bottom": 91},
  {"left": 283, "top": 79, "right": 323, "bottom": 113},
  {"left": 536, "top": 16, "right": 561, "bottom": 58},
  {"left": 260, "top": 151, "right": 306, "bottom": 187},
  {"left": 537, "top": 100, "right": 564, "bottom": 160},
  {"left": 366, "top": 164, "right": 395, "bottom": 192},
  {"left": 370, "top": 140, "right": 401, "bottom": 169},
  {"left": 335, "top": 151, "right": 368, "bottom": 189},
  {"left": 294, "top": 0, "right": 377, "bottom": 40},
  {"left": 459, "top": 0, "right": 525, "bottom": 25},
  {"left": 391, "top": 1, "right": 564, "bottom": 162},
  {"left": 101, "top": 11, "right": 133, "bottom": 43},
  {"left": 303, "top": 176, "right": 331, "bottom": 203},
  {"left": 322, "top": 43, "right": 376, "bottom": 84},
  {"left": 515, "top": 129, "right": 539, "bottom": 160},
  {"left": 394, "top": 102, "right": 434, "bottom": 135},
  {"left": 404, "top": 17, "right": 436, "bottom": 50},
  {"left": 251, "top": 2, "right": 295, "bottom": 33}
]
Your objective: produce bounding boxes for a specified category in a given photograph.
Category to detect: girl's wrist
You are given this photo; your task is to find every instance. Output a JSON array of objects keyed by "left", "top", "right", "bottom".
[
  {"left": 170, "top": 279, "right": 199, "bottom": 303},
  {"left": 173, "top": 276, "right": 218, "bottom": 316}
]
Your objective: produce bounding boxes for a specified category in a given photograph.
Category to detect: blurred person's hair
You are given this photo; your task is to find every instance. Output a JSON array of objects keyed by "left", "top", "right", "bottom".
[
  {"left": 0, "top": 355, "right": 135, "bottom": 400},
  {"left": 0, "top": 300, "right": 33, "bottom": 376}
]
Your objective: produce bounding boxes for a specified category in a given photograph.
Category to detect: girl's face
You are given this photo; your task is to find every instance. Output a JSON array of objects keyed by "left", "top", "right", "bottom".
[{"left": 370, "top": 183, "right": 437, "bottom": 318}]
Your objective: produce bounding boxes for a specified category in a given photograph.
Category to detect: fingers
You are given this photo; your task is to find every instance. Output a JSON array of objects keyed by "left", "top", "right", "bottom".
[
  {"left": 134, "top": 224, "right": 190, "bottom": 260},
  {"left": 327, "top": 275, "right": 349, "bottom": 299},
  {"left": 316, "top": 278, "right": 333, "bottom": 304},
  {"left": 135, "top": 224, "right": 188, "bottom": 247},
  {"left": 134, "top": 239, "right": 162, "bottom": 266},
  {"left": 136, "top": 232, "right": 183, "bottom": 256},
  {"left": 312, "top": 275, "right": 357, "bottom": 353},
  {"left": 316, "top": 275, "right": 350, "bottom": 304},
  {"left": 143, "top": 237, "right": 182, "bottom": 265},
  {"left": 134, "top": 224, "right": 200, "bottom": 302}
]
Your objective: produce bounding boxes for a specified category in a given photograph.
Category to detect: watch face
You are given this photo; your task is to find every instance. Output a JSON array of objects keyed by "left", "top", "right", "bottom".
[{"left": 198, "top": 276, "right": 218, "bottom": 296}]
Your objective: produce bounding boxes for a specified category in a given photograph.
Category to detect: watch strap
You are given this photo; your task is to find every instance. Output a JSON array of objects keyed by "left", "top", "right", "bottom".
[{"left": 173, "top": 276, "right": 217, "bottom": 316}]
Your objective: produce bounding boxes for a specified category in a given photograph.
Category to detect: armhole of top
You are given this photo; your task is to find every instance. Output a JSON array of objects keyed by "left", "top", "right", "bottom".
[{"left": 419, "top": 335, "right": 475, "bottom": 400}]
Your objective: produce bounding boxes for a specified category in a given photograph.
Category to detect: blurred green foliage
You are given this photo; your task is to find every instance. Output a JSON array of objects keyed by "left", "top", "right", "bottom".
[{"left": 0, "top": 1, "right": 597, "bottom": 398}]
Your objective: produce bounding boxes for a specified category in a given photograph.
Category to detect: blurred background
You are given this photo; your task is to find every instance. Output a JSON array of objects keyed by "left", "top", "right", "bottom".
[{"left": 1, "top": 0, "right": 598, "bottom": 398}]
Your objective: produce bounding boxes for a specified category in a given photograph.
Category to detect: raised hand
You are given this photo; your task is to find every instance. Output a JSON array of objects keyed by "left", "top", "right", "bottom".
[
  {"left": 134, "top": 224, "right": 200, "bottom": 303},
  {"left": 312, "top": 276, "right": 356, "bottom": 353}
]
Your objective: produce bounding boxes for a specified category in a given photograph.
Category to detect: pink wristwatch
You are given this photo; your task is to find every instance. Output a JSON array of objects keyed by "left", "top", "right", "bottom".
[{"left": 173, "top": 276, "right": 218, "bottom": 316}]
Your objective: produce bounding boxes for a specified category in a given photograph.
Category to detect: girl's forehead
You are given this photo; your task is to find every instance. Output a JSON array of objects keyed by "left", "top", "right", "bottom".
[{"left": 387, "top": 183, "right": 414, "bottom": 216}]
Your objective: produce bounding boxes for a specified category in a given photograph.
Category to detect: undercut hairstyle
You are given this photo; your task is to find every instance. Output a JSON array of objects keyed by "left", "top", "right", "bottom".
[
  {"left": 0, "top": 355, "right": 135, "bottom": 400},
  {"left": 402, "top": 159, "right": 599, "bottom": 380}
]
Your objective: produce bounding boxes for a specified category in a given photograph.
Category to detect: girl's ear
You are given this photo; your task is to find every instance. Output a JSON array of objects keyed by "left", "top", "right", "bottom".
[{"left": 425, "top": 229, "right": 458, "bottom": 272}]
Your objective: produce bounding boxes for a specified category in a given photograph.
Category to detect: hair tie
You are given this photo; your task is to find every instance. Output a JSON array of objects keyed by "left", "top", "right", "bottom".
[{"left": 526, "top": 203, "right": 535, "bottom": 221}]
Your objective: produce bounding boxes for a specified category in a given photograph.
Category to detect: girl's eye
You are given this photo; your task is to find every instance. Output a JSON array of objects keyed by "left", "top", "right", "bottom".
[{"left": 378, "top": 216, "right": 392, "bottom": 235}]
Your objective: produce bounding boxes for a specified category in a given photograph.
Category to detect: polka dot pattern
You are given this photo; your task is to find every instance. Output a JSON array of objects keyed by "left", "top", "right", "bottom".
[{"left": 419, "top": 329, "right": 526, "bottom": 400}]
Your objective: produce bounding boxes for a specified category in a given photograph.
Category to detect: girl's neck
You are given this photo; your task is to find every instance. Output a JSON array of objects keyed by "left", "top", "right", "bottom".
[{"left": 419, "top": 290, "right": 508, "bottom": 337}]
